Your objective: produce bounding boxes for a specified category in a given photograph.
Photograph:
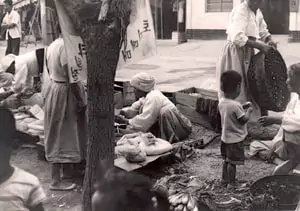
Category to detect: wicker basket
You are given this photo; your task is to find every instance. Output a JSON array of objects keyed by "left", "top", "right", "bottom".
[{"left": 247, "top": 50, "right": 290, "bottom": 112}]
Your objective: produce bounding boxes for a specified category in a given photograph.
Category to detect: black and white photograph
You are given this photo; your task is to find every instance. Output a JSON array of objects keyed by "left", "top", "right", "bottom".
[{"left": 0, "top": 0, "right": 300, "bottom": 210}]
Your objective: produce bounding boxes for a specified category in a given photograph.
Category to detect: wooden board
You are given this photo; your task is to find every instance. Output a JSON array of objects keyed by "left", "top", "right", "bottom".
[
  {"left": 176, "top": 104, "right": 213, "bottom": 130},
  {"left": 114, "top": 152, "right": 171, "bottom": 172},
  {"left": 115, "top": 81, "right": 136, "bottom": 106},
  {"left": 114, "top": 91, "right": 123, "bottom": 109},
  {"left": 175, "top": 87, "right": 218, "bottom": 110},
  {"left": 159, "top": 85, "right": 189, "bottom": 104}
]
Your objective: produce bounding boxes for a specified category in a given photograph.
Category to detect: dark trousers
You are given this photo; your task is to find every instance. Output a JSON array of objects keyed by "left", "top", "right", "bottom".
[{"left": 6, "top": 33, "right": 20, "bottom": 56}]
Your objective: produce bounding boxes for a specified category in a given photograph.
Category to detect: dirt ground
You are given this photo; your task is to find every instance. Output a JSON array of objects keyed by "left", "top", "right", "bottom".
[{"left": 10, "top": 124, "right": 276, "bottom": 211}]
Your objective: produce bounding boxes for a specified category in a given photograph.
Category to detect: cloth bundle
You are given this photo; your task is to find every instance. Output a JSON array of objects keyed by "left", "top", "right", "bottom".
[
  {"left": 247, "top": 50, "right": 290, "bottom": 112},
  {"left": 115, "top": 132, "right": 173, "bottom": 163},
  {"left": 15, "top": 111, "right": 44, "bottom": 139}
]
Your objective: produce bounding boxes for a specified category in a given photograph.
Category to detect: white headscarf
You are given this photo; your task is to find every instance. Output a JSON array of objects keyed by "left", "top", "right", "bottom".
[
  {"left": 0, "top": 54, "right": 16, "bottom": 72},
  {"left": 130, "top": 72, "right": 156, "bottom": 92}
]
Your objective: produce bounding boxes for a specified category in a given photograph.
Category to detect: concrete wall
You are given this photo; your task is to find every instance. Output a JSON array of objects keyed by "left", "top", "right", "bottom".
[
  {"left": 289, "top": 1, "right": 300, "bottom": 42},
  {"left": 186, "top": 0, "right": 242, "bottom": 30},
  {"left": 290, "top": 3, "right": 300, "bottom": 31}
]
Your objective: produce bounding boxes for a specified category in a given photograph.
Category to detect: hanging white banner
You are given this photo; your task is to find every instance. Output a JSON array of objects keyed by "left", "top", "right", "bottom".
[
  {"left": 54, "top": 0, "right": 87, "bottom": 83},
  {"left": 54, "top": 0, "right": 156, "bottom": 81},
  {"left": 117, "top": 0, "right": 157, "bottom": 69}
]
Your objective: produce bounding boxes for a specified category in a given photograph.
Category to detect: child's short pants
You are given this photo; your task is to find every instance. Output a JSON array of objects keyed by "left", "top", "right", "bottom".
[{"left": 221, "top": 141, "right": 245, "bottom": 165}]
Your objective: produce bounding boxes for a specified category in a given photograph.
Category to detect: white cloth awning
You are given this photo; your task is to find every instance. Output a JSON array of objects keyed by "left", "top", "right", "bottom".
[{"left": 13, "top": 0, "right": 37, "bottom": 9}]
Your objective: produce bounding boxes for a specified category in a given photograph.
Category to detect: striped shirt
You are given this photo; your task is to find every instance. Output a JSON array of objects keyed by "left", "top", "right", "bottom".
[{"left": 0, "top": 167, "right": 46, "bottom": 211}]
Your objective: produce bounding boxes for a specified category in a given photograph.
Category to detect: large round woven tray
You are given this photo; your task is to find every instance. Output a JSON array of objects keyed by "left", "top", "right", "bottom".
[
  {"left": 250, "top": 175, "right": 300, "bottom": 210},
  {"left": 247, "top": 50, "right": 290, "bottom": 112}
]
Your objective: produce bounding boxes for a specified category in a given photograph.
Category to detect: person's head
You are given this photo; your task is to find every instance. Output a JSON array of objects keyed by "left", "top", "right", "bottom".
[
  {"left": 4, "top": 0, "right": 13, "bottom": 13},
  {"left": 0, "top": 108, "right": 16, "bottom": 176},
  {"left": 92, "top": 169, "right": 170, "bottom": 211},
  {"left": 287, "top": 63, "right": 300, "bottom": 94},
  {"left": 246, "top": 0, "right": 263, "bottom": 12},
  {"left": 220, "top": 70, "right": 242, "bottom": 99},
  {"left": 130, "top": 72, "right": 156, "bottom": 99}
]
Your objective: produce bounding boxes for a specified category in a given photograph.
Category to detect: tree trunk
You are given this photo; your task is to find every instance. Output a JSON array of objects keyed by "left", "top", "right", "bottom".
[{"left": 60, "top": 1, "right": 131, "bottom": 210}]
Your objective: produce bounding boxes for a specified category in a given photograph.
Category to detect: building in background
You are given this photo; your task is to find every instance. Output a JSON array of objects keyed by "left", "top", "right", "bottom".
[
  {"left": 150, "top": 0, "right": 186, "bottom": 42},
  {"left": 39, "top": 0, "right": 57, "bottom": 45},
  {"left": 185, "top": 0, "right": 300, "bottom": 42},
  {"left": 13, "top": 0, "right": 40, "bottom": 40}
]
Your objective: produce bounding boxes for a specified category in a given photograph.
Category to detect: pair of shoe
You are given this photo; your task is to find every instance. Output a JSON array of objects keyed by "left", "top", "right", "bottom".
[{"left": 49, "top": 182, "right": 76, "bottom": 191}]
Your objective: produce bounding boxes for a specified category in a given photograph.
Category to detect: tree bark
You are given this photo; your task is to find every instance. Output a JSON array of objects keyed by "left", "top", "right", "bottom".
[{"left": 61, "top": 1, "right": 131, "bottom": 210}]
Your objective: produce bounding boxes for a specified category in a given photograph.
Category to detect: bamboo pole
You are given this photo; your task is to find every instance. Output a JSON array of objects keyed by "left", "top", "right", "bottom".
[
  {"left": 154, "top": 0, "right": 158, "bottom": 39},
  {"left": 40, "top": 0, "right": 47, "bottom": 45}
]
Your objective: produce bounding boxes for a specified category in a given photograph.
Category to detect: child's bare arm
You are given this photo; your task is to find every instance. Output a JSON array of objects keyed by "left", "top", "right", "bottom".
[
  {"left": 238, "top": 108, "right": 253, "bottom": 125},
  {"left": 258, "top": 116, "right": 283, "bottom": 127}
]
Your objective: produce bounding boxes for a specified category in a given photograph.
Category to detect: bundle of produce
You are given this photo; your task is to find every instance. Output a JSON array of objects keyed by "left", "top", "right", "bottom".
[
  {"left": 16, "top": 117, "right": 37, "bottom": 133},
  {"left": 115, "top": 132, "right": 173, "bottom": 158},
  {"left": 168, "top": 193, "right": 198, "bottom": 211},
  {"left": 248, "top": 49, "right": 290, "bottom": 112},
  {"left": 139, "top": 133, "right": 173, "bottom": 156},
  {"left": 27, "top": 119, "right": 44, "bottom": 137},
  {"left": 115, "top": 141, "right": 147, "bottom": 163},
  {"left": 125, "top": 146, "right": 147, "bottom": 163}
]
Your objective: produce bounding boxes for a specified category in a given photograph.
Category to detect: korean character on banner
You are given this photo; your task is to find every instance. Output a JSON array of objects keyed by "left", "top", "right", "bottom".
[
  {"left": 78, "top": 43, "right": 87, "bottom": 57},
  {"left": 143, "top": 20, "right": 151, "bottom": 33},
  {"left": 70, "top": 67, "right": 79, "bottom": 82},
  {"left": 138, "top": 29, "right": 143, "bottom": 40},
  {"left": 75, "top": 56, "right": 83, "bottom": 69},
  {"left": 121, "top": 49, "right": 132, "bottom": 62},
  {"left": 130, "top": 40, "right": 139, "bottom": 51}
]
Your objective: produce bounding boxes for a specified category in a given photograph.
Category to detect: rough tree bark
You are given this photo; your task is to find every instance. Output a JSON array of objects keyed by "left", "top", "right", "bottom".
[{"left": 60, "top": 0, "right": 132, "bottom": 210}]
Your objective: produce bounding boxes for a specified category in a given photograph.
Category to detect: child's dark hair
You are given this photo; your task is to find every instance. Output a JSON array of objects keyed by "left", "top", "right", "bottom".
[
  {"left": 0, "top": 107, "right": 16, "bottom": 145},
  {"left": 94, "top": 169, "right": 170, "bottom": 211},
  {"left": 221, "top": 70, "right": 242, "bottom": 94}
]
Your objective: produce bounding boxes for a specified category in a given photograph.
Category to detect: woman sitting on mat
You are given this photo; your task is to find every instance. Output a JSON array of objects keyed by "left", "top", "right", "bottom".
[
  {"left": 249, "top": 63, "right": 300, "bottom": 175},
  {"left": 115, "top": 72, "right": 192, "bottom": 142}
]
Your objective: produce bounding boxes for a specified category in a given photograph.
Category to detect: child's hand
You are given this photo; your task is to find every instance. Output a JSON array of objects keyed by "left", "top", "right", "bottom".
[
  {"left": 119, "top": 110, "right": 125, "bottom": 116},
  {"left": 247, "top": 106, "right": 254, "bottom": 114},
  {"left": 258, "top": 116, "right": 276, "bottom": 127},
  {"left": 242, "top": 102, "right": 252, "bottom": 110}
]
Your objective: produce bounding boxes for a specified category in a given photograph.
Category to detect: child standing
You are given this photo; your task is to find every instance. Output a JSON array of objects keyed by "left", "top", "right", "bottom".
[
  {"left": 0, "top": 108, "right": 46, "bottom": 211},
  {"left": 218, "top": 71, "right": 253, "bottom": 187}
]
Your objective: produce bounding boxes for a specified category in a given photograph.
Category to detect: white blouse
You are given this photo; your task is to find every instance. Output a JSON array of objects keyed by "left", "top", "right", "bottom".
[
  {"left": 12, "top": 51, "right": 39, "bottom": 94},
  {"left": 226, "top": 1, "right": 270, "bottom": 47},
  {"left": 126, "top": 89, "right": 175, "bottom": 132},
  {"left": 2, "top": 10, "right": 21, "bottom": 39}
]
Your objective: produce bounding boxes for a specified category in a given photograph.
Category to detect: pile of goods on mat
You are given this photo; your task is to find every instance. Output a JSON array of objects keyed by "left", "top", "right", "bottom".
[
  {"left": 13, "top": 105, "right": 44, "bottom": 139},
  {"left": 115, "top": 132, "right": 173, "bottom": 163}
]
